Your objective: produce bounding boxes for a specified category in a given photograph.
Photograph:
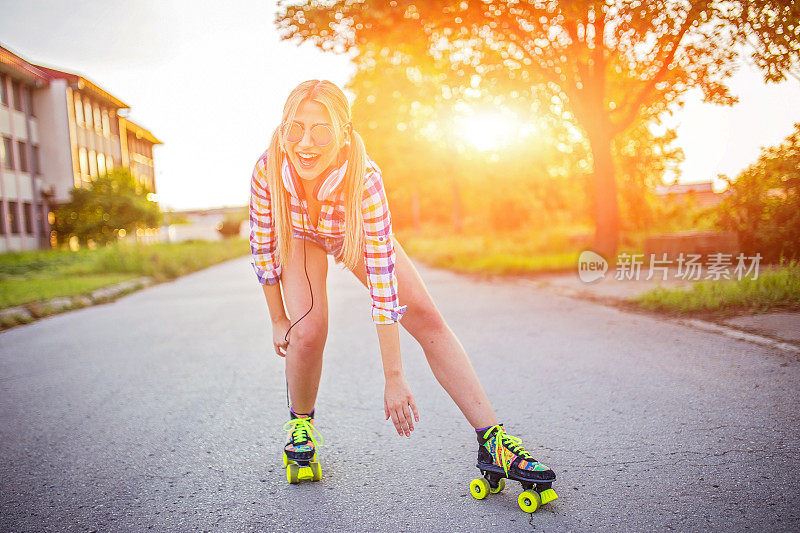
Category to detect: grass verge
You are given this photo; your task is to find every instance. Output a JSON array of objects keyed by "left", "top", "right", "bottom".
[
  {"left": 633, "top": 261, "right": 800, "bottom": 314},
  {"left": 396, "top": 226, "right": 587, "bottom": 276},
  {"left": 0, "top": 239, "right": 250, "bottom": 309}
]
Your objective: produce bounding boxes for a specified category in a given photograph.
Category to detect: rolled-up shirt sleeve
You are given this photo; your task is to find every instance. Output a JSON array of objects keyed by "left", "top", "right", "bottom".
[
  {"left": 361, "top": 162, "right": 407, "bottom": 324},
  {"left": 249, "top": 152, "right": 281, "bottom": 285}
]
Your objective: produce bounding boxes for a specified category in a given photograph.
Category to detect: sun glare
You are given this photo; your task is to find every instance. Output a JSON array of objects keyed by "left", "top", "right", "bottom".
[{"left": 455, "top": 112, "right": 529, "bottom": 151}]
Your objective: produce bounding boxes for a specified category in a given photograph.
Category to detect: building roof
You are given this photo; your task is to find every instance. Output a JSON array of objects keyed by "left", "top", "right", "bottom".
[
  {"left": 0, "top": 43, "right": 50, "bottom": 85},
  {"left": 34, "top": 65, "right": 129, "bottom": 109},
  {"left": 123, "top": 117, "right": 162, "bottom": 145},
  {"left": 655, "top": 182, "right": 715, "bottom": 195}
]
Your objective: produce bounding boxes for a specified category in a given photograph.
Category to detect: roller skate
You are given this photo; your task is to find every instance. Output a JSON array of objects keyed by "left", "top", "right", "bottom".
[
  {"left": 468, "top": 424, "right": 557, "bottom": 513},
  {"left": 282, "top": 408, "right": 323, "bottom": 484}
]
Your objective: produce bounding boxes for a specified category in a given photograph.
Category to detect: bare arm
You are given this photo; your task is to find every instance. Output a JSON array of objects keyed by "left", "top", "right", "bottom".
[
  {"left": 377, "top": 322, "right": 419, "bottom": 437},
  {"left": 376, "top": 323, "right": 402, "bottom": 377},
  {"left": 263, "top": 282, "right": 291, "bottom": 357},
  {"left": 262, "top": 282, "right": 287, "bottom": 323}
]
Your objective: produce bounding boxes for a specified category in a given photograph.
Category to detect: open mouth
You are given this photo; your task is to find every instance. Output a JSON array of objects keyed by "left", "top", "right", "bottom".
[{"left": 296, "top": 152, "right": 321, "bottom": 169}]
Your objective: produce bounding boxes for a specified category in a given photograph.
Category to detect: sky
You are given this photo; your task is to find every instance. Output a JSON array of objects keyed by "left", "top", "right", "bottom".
[{"left": 1, "top": 0, "right": 798, "bottom": 210}]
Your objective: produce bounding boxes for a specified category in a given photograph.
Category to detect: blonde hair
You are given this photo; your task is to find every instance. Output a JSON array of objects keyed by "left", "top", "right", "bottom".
[{"left": 264, "top": 80, "right": 366, "bottom": 273}]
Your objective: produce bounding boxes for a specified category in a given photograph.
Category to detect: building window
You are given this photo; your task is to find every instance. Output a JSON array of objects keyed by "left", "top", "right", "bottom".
[
  {"left": 11, "top": 80, "right": 22, "bottom": 111},
  {"left": 0, "top": 203, "right": 5, "bottom": 234},
  {"left": 102, "top": 110, "right": 110, "bottom": 136},
  {"left": 32, "top": 145, "right": 41, "bottom": 175},
  {"left": 94, "top": 106, "right": 102, "bottom": 133},
  {"left": 79, "top": 147, "right": 89, "bottom": 176},
  {"left": 97, "top": 153, "right": 106, "bottom": 177},
  {"left": 88, "top": 149, "right": 97, "bottom": 177},
  {"left": 2, "top": 137, "right": 14, "bottom": 170},
  {"left": 84, "top": 99, "right": 93, "bottom": 128},
  {"left": 0, "top": 74, "right": 7, "bottom": 106},
  {"left": 17, "top": 141, "right": 28, "bottom": 173},
  {"left": 8, "top": 201, "right": 19, "bottom": 234},
  {"left": 75, "top": 96, "right": 84, "bottom": 126},
  {"left": 25, "top": 87, "right": 35, "bottom": 117},
  {"left": 23, "top": 202, "right": 33, "bottom": 234}
]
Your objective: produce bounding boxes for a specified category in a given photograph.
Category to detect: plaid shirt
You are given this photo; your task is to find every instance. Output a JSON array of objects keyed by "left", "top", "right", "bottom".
[{"left": 249, "top": 150, "right": 407, "bottom": 325}]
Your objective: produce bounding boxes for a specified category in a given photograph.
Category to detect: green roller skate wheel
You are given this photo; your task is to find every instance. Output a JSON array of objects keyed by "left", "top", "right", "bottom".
[
  {"left": 518, "top": 490, "right": 541, "bottom": 513},
  {"left": 489, "top": 478, "right": 505, "bottom": 494},
  {"left": 469, "top": 478, "right": 490, "bottom": 500}
]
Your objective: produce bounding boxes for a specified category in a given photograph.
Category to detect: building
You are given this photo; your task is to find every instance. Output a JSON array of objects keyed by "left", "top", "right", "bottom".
[
  {"left": 164, "top": 206, "right": 247, "bottom": 243},
  {"left": 120, "top": 117, "right": 160, "bottom": 196},
  {"left": 654, "top": 181, "right": 730, "bottom": 209},
  {"left": 0, "top": 43, "right": 161, "bottom": 253},
  {"left": 0, "top": 46, "right": 50, "bottom": 252}
]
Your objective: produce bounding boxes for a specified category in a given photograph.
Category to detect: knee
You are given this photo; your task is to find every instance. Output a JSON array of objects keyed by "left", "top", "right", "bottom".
[{"left": 289, "top": 318, "right": 328, "bottom": 353}]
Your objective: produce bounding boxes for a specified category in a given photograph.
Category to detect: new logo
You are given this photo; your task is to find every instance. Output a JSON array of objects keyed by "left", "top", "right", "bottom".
[{"left": 578, "top": 250, "right": 608, "bottom": 283}]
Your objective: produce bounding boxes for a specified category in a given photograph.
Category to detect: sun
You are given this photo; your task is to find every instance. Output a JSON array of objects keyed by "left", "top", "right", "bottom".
[{"left": 455, "top": 111, "right": 526, "bottom": 151}]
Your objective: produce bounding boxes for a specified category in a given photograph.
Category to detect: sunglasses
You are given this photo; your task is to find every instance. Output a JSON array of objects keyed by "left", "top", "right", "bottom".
[{"left": 282, "top": 121, "right": 335, "bottom": 146}]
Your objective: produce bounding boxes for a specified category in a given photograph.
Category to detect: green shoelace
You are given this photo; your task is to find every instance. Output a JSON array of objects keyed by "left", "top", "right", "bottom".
[
  {"left": 283, "top": 417, "right": 323, "bottom": 448},
  {"left": 482, "top": 425, "right": 533, "bottom": 475}
]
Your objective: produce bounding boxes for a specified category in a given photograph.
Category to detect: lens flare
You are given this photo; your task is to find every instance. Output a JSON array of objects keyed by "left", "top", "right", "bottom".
[{"left": 455, "top": 112, "right": 526, "bottom": 151}]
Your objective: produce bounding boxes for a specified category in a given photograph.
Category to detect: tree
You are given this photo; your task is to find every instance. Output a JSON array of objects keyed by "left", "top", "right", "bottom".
[
  {"left": 716, "top": 123, "right": 800, "bottom": 263},
  {"left": 347, "top": 42, "right": 592, "bottom": 233},
  {"left": 53, "top": 168, "right": 161, "bottom": 246},
  {"left": 276, "top": 0, "right": 799, "bottom": 258}
]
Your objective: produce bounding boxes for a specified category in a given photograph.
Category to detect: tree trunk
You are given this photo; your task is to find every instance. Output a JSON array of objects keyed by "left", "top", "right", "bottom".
[{"left": 585, "top": 120, "right": 620, "bottom": 262}]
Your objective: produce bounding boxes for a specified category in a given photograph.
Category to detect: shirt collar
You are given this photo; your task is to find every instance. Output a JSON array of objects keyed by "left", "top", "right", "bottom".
[{"left": 281, "top": 157, "right": 348, "bottom": 202}]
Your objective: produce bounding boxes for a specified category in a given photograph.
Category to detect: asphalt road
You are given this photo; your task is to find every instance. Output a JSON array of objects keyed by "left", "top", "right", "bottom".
[{"left": 1, "top": 255, "right": 798, "bottom": 532}]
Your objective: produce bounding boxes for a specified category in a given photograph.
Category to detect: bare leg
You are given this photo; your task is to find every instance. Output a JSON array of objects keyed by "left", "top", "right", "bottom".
[
  {"left": 348, "top": 237, "right": 497, "bottom": 429},
  {"left": 281, "top": 237, "right": 330, "bottom": 415}
]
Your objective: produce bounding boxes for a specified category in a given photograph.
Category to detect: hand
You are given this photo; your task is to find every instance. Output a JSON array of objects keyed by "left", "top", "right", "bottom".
[
  {"left": 272, "top": 317, "right": 292, "bottom": 357},
  {"left": 384, "top": 374, "right": 419, "bottom": 437}
]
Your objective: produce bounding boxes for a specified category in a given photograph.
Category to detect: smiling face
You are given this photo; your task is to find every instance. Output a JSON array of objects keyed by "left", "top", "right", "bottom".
[{"left": 283, "top": 99, "right": 348, "bottom": 183}]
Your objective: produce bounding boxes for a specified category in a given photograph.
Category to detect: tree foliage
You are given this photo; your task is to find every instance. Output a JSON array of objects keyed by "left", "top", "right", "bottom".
[
  {"left": 53, "top": 168, "right": 161, "bottom": 246},
  {"left": 277, "top": 0, "right": 799, "bottom": 257},
  {"left": 347, "top": 41, "right": 591, "bottom": 233},
  {"left": 716, "top": 123, "right": 800, "bottom": 263}
]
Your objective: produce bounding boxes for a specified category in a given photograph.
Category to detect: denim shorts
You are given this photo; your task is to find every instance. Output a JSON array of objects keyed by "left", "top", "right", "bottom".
[{"left": 292, "top": 230, "right": 345, "bottom": 263}]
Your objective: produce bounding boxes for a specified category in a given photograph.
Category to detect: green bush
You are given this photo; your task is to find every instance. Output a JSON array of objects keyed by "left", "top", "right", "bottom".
[
  {"left": 53, "top": 168, "right": 162, "bottom": 246},
  {"left": 715, "top": 124, "right": 800, "bottom": 263}
]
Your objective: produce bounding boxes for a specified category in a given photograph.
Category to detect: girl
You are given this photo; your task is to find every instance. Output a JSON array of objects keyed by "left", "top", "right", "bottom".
[{"left": 249, "top": 80, "right": 555, "bottom": 491}]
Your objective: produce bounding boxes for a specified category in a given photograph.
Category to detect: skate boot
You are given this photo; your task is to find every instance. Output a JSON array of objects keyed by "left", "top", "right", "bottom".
[
  {"left": 282, "top": 408, "right": 323, "bottom": 484},
  {"left": 469, "top": 424, "right": 558, "bottom": 513}
]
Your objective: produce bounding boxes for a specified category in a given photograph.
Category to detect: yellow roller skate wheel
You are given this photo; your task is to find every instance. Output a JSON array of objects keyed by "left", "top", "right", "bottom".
[
  {"left": 283, "top": 452, "right": 289, "bottom": 467},
  {"left": 489, "top": 478, "right": 505, "bottom": 494},
  {"left": 310, "top": 461, "right": 322, "bottom": 481},
  {"left": 540, "top": 488, "right": 558, "bottom": 505},
  {"left": 298, "top": 466, "right": 313, "bottom": 481},
  {"left": 286, "top": 463, "right": 300, "bottom": 484},
  {"left": 518, "top": 490, "right": 541, "bottom": 513},
  {"left": 469, "top": 478, "right": 490, "bottom": 500}
]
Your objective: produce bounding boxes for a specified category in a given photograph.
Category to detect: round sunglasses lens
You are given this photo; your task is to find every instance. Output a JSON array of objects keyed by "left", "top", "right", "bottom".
[
  {"left": 285, "top": 122, "right": 304, "bottom": 142},
  {"left": 310, "top": 124, "right": 334, "bottom": 146}
]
